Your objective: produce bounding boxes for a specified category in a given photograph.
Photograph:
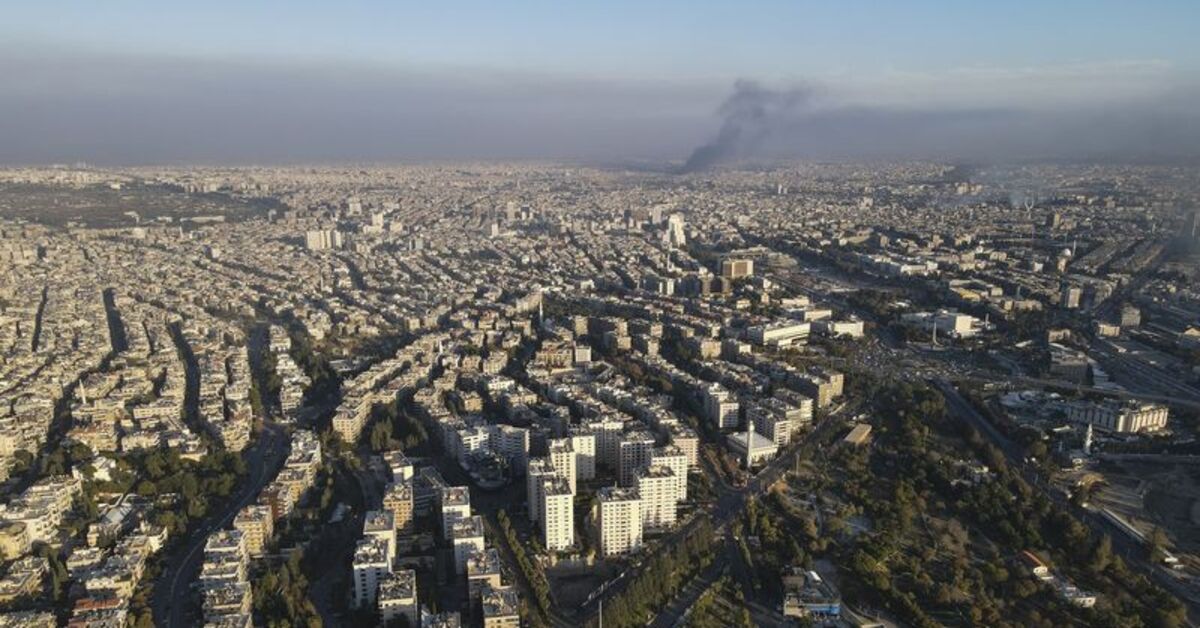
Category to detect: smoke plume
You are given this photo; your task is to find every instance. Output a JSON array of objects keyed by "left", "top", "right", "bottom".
[{"left": 680, "top": 80, "right": 813, "bottom": 173}]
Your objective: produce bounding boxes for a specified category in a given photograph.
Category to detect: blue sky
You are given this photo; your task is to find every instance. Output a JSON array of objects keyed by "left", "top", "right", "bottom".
[
  {"left": 6, "top": 0, "right": 1196, "bottom": 81},
  {"left": 1, "top": 1, "right": 1198, "bottom": 164}
]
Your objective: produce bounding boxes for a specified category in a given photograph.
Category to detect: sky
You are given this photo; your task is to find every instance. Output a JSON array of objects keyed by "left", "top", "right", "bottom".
[{"left": 2, "top": 0, "right": 1199, "bottom": 165}]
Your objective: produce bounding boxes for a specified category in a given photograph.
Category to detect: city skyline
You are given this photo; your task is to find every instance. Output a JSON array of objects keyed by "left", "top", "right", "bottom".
[{"left": 0, "top": 5, "right": 1199, "bottom": 628}]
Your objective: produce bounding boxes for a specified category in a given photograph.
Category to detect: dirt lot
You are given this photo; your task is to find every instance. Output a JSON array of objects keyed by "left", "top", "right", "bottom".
[{"left": 0, "top": 182, "right": 281, "bottom": 227}]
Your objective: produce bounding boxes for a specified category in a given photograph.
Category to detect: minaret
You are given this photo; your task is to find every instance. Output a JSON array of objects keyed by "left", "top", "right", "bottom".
[
  {"left": 745, "top": 423, "right": 753, "bottom": 470},
  {"left": 1083, "top": 423, "right": 1093, "bottom": 456}
]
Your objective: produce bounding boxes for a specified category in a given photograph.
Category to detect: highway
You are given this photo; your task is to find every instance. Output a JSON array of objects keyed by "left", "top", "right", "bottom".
[
  {"left": 935, "top": 379, "right": 1200, "bottom": 624},
  {"left": 152, "top": 420, "right": 289, "bottom": 628}
]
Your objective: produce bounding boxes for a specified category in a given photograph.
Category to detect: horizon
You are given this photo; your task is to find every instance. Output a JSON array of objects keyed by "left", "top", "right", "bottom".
[{"left": 3, "top": 2, "right": 1199, "bottom": 165}]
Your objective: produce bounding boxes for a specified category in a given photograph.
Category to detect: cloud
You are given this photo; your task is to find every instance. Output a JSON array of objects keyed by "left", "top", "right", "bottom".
[
  {"left": 0, "top": 46, "right": 717, "bottom": 164},
  {"left": 1, "top": 46, "right": 1197, "bottom": 166}
]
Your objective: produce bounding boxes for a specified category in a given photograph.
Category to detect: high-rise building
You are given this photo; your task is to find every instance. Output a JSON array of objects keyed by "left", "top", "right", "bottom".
[
  {"left": 540, "top": 477, "right": 574, "bottom": 551},
  {"left": 618, "top": 431, "right": 657, "bottom": 487},
  {"left": 451, "top": 516, "right": 486, "bottom": 575},
  {"left": 666, "top": 424, "right": 700, "bottom": 468},
  {"left": 568, "top": 429, "right": 597, "bottom": 481},
  {"left": 703, "top": 384, "right": 740, "bottom": 430},
  {"left": 378, "top": 569, "right": 419, "bottom": 627},
  {"left": 479, "top": 583, "right": 521, "bottom": 628},
  {"left": 488, "top": 424, "right": 530, "bottom": 474},
  {"left": 720, "top": 258, "right": 754, "bottom": 279},
  {"left": 199, "top": 529, "right": 253, "bottom": 623},
  {"left": 383, "top": 479, "right": 414, "bottom": 536},
  {"left": 748, "top": 396, "right": 809, "bottom": 448},
  {"left": 382, "top": 450, "right": 415, "bottom": 482},
  {"left": 636, "top": 465, "right": 678, "bottom": 530},
  {"left": 791, "top": 368, "right": 844, "bottom": 408},
  {"left": 363, "top": 510, "right": 397, "bottom": 564},
  {"left": 650, "top": 445, "right": 688, "bottom": 502},
  {"left": 1060, "top": 284, "right": 1082, "bottom": 309},
  {"left": 526, "top": 457, "right": 554, "bottom": 522},
  {"left": 547, "top": 438, "right": 577, "bottom": 493},
  {"left": 665, "top": 213, "right": 686, "bottom": 247},
  {"left": 232, "top": 504, "right": 272, "bottom": 558},
  {"left": 596, "top": 486, "right": 642, "bottom": 556},
  {"left": 304, "top": 228, "right": 344, "bottom": 251},
  {"left": 467, "top": 548, "right": 503, "bottom": 605},
  {"left": 586, "top": 415, "right": 625, "bottom": 471},
  {"left": 440, "top": 486, "right": 471, "bottom": 541},
  {"left": 1119, "top": 304, "right": 1141, "bottom": 329},
  {"left": 352, "top": 537, "right": 392, "bottom": 609}
]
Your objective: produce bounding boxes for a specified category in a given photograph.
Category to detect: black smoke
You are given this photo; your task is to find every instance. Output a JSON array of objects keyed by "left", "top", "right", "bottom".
[{"left": 680, "top": 80, "right": 813, "bottom": 173}]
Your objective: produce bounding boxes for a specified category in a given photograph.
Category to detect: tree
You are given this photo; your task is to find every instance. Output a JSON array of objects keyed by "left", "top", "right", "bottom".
[
  {"left": 1148, "top": 526, "right": 1170, "bottom": 563},
  {"left": 369, "top": 419, "right": 393, "bottom": 452},
  {"left": 1089, "top": 535, "right": 1114, "bottom": 575}
]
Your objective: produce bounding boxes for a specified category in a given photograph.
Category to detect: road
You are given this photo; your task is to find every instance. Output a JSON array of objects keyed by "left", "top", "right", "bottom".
[
  {"left": 152, "top": 421, "right": 289, "bottom": 628},
  {"left": 1089, "top": 340, "right": 1200, "bottom": 405},
  {"left": 935, "top": 378, "right": 1200, "bottom": 624}
]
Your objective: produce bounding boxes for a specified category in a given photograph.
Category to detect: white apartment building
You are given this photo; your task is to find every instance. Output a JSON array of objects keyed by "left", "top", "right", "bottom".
[
  {"left": 541, "top": 477, "right": 574, "bottom": 551},
  {"left": 451, "top": 516, "right": 486, "bottom": 575},
  {"left": 702, "top": 384, "right": 740, "bottom": 430},
  {"left": 636, "top": 465, "right": 678, "bottom": 530},
  {"left": 618, "top": 431, "right": 656, "bottom": 487},
  {"left": 586, "top": 415, "right": 625, "bottom": 471},
  {"left": 363, "top": 510, "right": 397, "bottom": 564},
  {"left": 596, "top": 486, "right": 642, "bottom": 556},
  {"left": 352, "top": 537, "right": 391, "bottom": 609},
  {"left": 526, "top": 458, "right": 554, "bottom": 522},
  {"left": 439, "top": 486, "right": 471, "bottom": 541},
  {"left": 378, "top": 569, "right": 418, "bottom": 627},
  {"left": 547, "top": 438, "right": 577, "bottom": 494},
  {"left": 568, "top": 429, "right": 597, "bottom": 481},
  {"left": 651, "top": 445, "right": 688, "bottom": 502}
]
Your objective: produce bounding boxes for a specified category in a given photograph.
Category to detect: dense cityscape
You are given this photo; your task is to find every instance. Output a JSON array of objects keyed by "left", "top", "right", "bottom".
[
  {"left": 0, "top": 162, "right": 1196, "bottom": 628},
  {"left": 4, "top": 1, "right": 1200, "bottom": 626}
]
